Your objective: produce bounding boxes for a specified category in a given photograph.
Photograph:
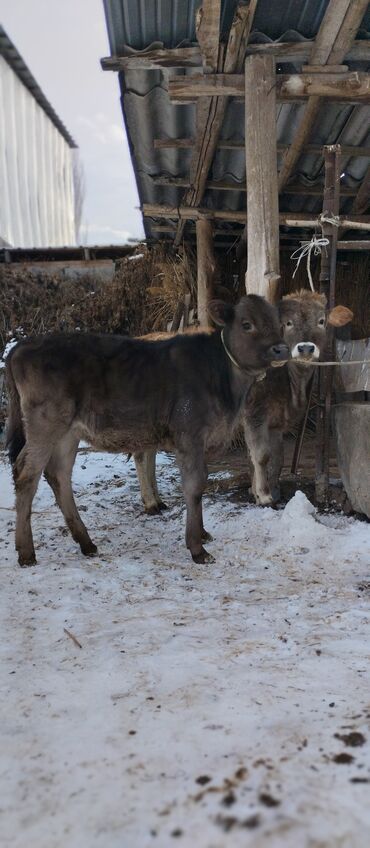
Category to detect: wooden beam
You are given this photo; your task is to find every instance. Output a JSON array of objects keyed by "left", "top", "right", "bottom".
[
  {"left": 278, "top": 0, "right": 369, "bottom": 191},
  {"left": 246, "top": 39, "right": 370, "bottom": 63},
  {"left": 101, "top": 40, "right": 370, "bottom": 72},
  {"left": 196, "top": 0, "right": 222, "bottom": 73},
  {"left": 196, "top": 219, "right": 216, "bottom": 326},
  {"left": 100, "top": 47, "right": 202, "bottom": 70},
  {"left": 337, "top": 239, "right": 370, "bottom": 249},
  {"left": 154, "top": 138, "right": 370, "bottom": 158},
  {"left": 152, "top": 175, "right": 357, "bottom": 196},
  {"left": 173, "top": 1, "right": 257, "bottom": 246},
  {"left": 244, "top": 55, "right": 280, "bottom": 302},
  {"left": 143, "top": 203, "right": 370, "bottom": 229},
  {"left": 168, "top": 71, "right": 370, "bottom": 102},
  {"left": 352, "top": 162, "right": 370, "bottom": 214}
]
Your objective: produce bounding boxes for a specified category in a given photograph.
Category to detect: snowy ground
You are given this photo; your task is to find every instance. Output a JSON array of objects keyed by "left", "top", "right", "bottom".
[{"left": 1, "top": 448, "right": 370, "bottom": 848}]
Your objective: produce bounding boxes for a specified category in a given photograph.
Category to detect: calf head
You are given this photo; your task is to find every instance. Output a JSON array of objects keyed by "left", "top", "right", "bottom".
[
  {"left": 209, "top": 295, "right": 289, "bottom": 372},
  {"left": 279, "top": 290, "right": 353, "bottom": 362}
]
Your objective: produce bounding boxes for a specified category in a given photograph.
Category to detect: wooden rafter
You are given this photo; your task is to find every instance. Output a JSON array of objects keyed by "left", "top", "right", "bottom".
[
  {"left": 352, "top": 162, "right": 370, "bottom": 214},
  {"left": 142, "top": 204, "right": 370, "bottom": 229},
  {"left": 168, "top": 71, "right": 370, "bottom": 102},
  {"left": 278, "top": 0, "right": 370, "bottom": 191},
  {"left": 196, "top": 0, "right": 222, "bottom": 72},
  {"left": 151, "top": 175, "right": 357, "bottom": 195},
  {"left": 153, "top": 139, "right": 370, "bottom": 158},
  {"left": 173, "top": 1, "right": 258, "bottom": 246},
  {"left": 101, "top": 40, "right": 370, "bottom": 71}
]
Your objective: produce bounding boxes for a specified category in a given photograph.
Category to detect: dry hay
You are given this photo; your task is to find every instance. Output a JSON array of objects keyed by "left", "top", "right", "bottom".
[{"left": 0, "top": 244, "right": 197, "bottom": 357}]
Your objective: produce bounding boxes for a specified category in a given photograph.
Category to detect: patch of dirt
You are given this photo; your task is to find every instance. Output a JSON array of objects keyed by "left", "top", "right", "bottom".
[{"left": 334, "top": 732, "right": 366, "bottom": 748}]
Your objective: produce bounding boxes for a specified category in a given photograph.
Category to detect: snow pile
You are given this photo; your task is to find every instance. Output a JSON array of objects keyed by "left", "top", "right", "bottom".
[{"left": 280, "top": 489, "right": 332, "bottom": 542}]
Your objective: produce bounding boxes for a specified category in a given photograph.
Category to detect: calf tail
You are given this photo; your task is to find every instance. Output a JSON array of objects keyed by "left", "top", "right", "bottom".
[{"left": 5, "top": 355, "right": 25, "bottom": 465}]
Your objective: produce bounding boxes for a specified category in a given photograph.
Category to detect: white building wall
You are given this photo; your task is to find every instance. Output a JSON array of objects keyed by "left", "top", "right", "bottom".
[{"left": 0, "top": 54, "right": 76, "bottom": 247}]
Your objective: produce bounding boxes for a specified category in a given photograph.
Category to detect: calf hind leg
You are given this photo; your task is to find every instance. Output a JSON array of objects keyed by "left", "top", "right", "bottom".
[
  {"left": 44, "top": 434, "right": 97, "bottom": 556},
  {"left": 134, "top": 450, "right": 167, "bottom": 514},
  {"left": 13, "top": 442, "right": 54, "bottom": 566}
]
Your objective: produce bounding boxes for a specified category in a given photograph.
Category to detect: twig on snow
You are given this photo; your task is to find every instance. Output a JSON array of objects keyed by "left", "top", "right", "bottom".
[{"left": 63, "top": 628, "right": 82, "bottom": 649}]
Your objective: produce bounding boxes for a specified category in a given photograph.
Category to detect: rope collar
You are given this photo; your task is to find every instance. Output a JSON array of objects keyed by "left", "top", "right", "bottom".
[{"left": 221, "top": 329, "right": 266, "bottom": 382}]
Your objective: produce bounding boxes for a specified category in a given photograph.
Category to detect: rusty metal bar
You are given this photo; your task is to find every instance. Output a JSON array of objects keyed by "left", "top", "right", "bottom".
[{"left": 315, "top": 144, "right": 342, "bottom": 503}]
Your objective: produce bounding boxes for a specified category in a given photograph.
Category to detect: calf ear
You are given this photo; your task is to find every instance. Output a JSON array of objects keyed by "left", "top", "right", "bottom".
[
  {"left": 327, "top": 305, "right": 353, "bottom": 327},
  {"left": 207, "top": 300, "right": 234, "bottom": 326}
]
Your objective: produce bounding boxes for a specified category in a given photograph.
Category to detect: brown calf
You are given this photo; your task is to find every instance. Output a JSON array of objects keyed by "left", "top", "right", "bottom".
[{"left": 244, "top": 290, "right": 353, "bottom": 505}]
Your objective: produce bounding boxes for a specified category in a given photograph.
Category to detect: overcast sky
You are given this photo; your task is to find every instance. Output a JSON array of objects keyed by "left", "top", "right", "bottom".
[{"left": 0, "top": 0, "right": 145, "bottom": 244}]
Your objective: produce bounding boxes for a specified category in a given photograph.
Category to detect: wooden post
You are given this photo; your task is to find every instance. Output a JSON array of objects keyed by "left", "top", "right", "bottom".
[
  {"left": 315, "top": 145, "right": 342, "bottom": 503},
  {"left": 245, "top": 55, "right": 280, "bottom": 303},
  {"left": 196, "top": 218, "right": 216, "bottom": 326}
]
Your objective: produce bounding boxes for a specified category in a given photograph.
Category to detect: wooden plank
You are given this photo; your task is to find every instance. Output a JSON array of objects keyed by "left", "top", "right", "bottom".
[
  {"left": 154, "top": 138, "right": 370, "bottom": 157},
  {"left": 302, "top": 64, "right": 349, "bottom": 73},
  {"left": 168, "top": 71, "right": 370, "bottom": 102},
  {"left": 244, "top": 55, "right": 280, "bottom": 300},
  {"left": 278, "top": 0, "right": 369, "bottom": 191},
  {"left": 352, "top": 162, "right": 370, "bottom": 214},
  {"left": 337, "top": 239, "right": 370, "bottom": 249},
  {"left": 311, "top": 0, "right": 354, "bottom": 65},
  {"left": 196, "top": 0, "right": 222, "bottom": 73},
  {"left": 174, "top": 1, "right": 257, "bottom": 246},
  {"left": 143, "top": 203, "right": 370, "bottom": 228},
  {"left": 152, "top": 175, "right": 357, "bottom": 196},
  {"left": 101, "top": 40, "right": 370, "bottom": 72},
  {"left": 196, "top": 219, "right": 216, "bottom": 326},
  {"left": 100, "top": 47, "right": 202, "bottom": 70},
  {"left": 246, "top": 40, "right": 370, "bottom": 63},
  {"left": 335, "top": 339, "right": 370, "bottom": 392}
]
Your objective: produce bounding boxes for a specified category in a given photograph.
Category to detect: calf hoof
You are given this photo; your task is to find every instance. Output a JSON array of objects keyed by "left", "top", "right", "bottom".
[
  {"left": 81, "top": 542, "right": 98, "bottom": 557},
  {"left": 191, "top": 547, "right": 215, "bottom": 564},
  {"left": 256, "top": 493, "right": 273, "bottom": 507},
  {"left": 18, "top": 551, "right": 37, "bottom": 567},
  {"left": 145, "top": 502, "right": 167, "bottom": 515},
  {"left": 201, "top": 529, "right": 213, "bottom": 543}
]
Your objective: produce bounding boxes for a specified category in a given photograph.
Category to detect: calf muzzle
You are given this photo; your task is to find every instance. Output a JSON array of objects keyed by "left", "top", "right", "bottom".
[{"left": 268, "top": 343, "right": 290, "bottom": 362}]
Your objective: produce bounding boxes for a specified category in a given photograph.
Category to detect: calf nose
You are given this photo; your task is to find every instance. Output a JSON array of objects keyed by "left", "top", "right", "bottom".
[
  {"left": 298, "top": 343, "right": 315, "bottom": 355},
  {"left": 270, "top": 343, "right": 289, "bottom": 360}
]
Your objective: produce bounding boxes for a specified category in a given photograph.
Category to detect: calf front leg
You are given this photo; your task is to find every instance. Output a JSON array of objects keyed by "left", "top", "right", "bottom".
[
  {"left": 243, "top": 419, "right": 273, "bottom": 506},
  {"left": 176, "top": 449, "right": 214, "bottom": 564},
  {"left": 268, "top": 430, "right": 284, "bottom": 503}
]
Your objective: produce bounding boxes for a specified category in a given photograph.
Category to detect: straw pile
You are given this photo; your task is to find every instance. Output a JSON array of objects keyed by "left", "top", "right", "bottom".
[{"left": 0, "top": 244, "right": 197, "bottom": 357}]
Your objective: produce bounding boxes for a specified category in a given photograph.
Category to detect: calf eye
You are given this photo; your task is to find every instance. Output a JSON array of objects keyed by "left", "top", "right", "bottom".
[
  {"left": 242, "top": 321, "right": 253, "bottom": 331},
  {"left": 285, "top": 319, "right": 293, "bottom": 329},
  {"left": 318, "top": 317, "right": 326, "bottom": 327}
]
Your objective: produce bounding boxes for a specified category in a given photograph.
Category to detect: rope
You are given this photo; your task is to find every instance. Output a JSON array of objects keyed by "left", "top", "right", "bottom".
[
  {"left": 290, "top": 236, "right": 329, "bottom": 292},
  {"left": 271, "top": 359, "right": 370, "bottom": 368},
  {"left": 318, "top": 212, "right": 341, "bottom": 228}
]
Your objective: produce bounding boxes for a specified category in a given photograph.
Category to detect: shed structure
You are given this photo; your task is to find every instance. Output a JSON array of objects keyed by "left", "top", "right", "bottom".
[
  {"left": 101, "top": 0, "right": 370, "bottom": 307},
  {"left": 0, "top": 25, "right": 78, "bottom": 248},
  {"left": 101, "top": 0, "right": 370, "bottom": 507}
]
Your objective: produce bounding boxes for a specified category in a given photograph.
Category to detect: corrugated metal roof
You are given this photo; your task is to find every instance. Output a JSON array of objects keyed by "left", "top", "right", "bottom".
[
  {"left": 102, "top": 0, "right": 370, "bottom": 243},
  {"left": 0, "top": 25, "right": 77, "bottom": 149}
]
